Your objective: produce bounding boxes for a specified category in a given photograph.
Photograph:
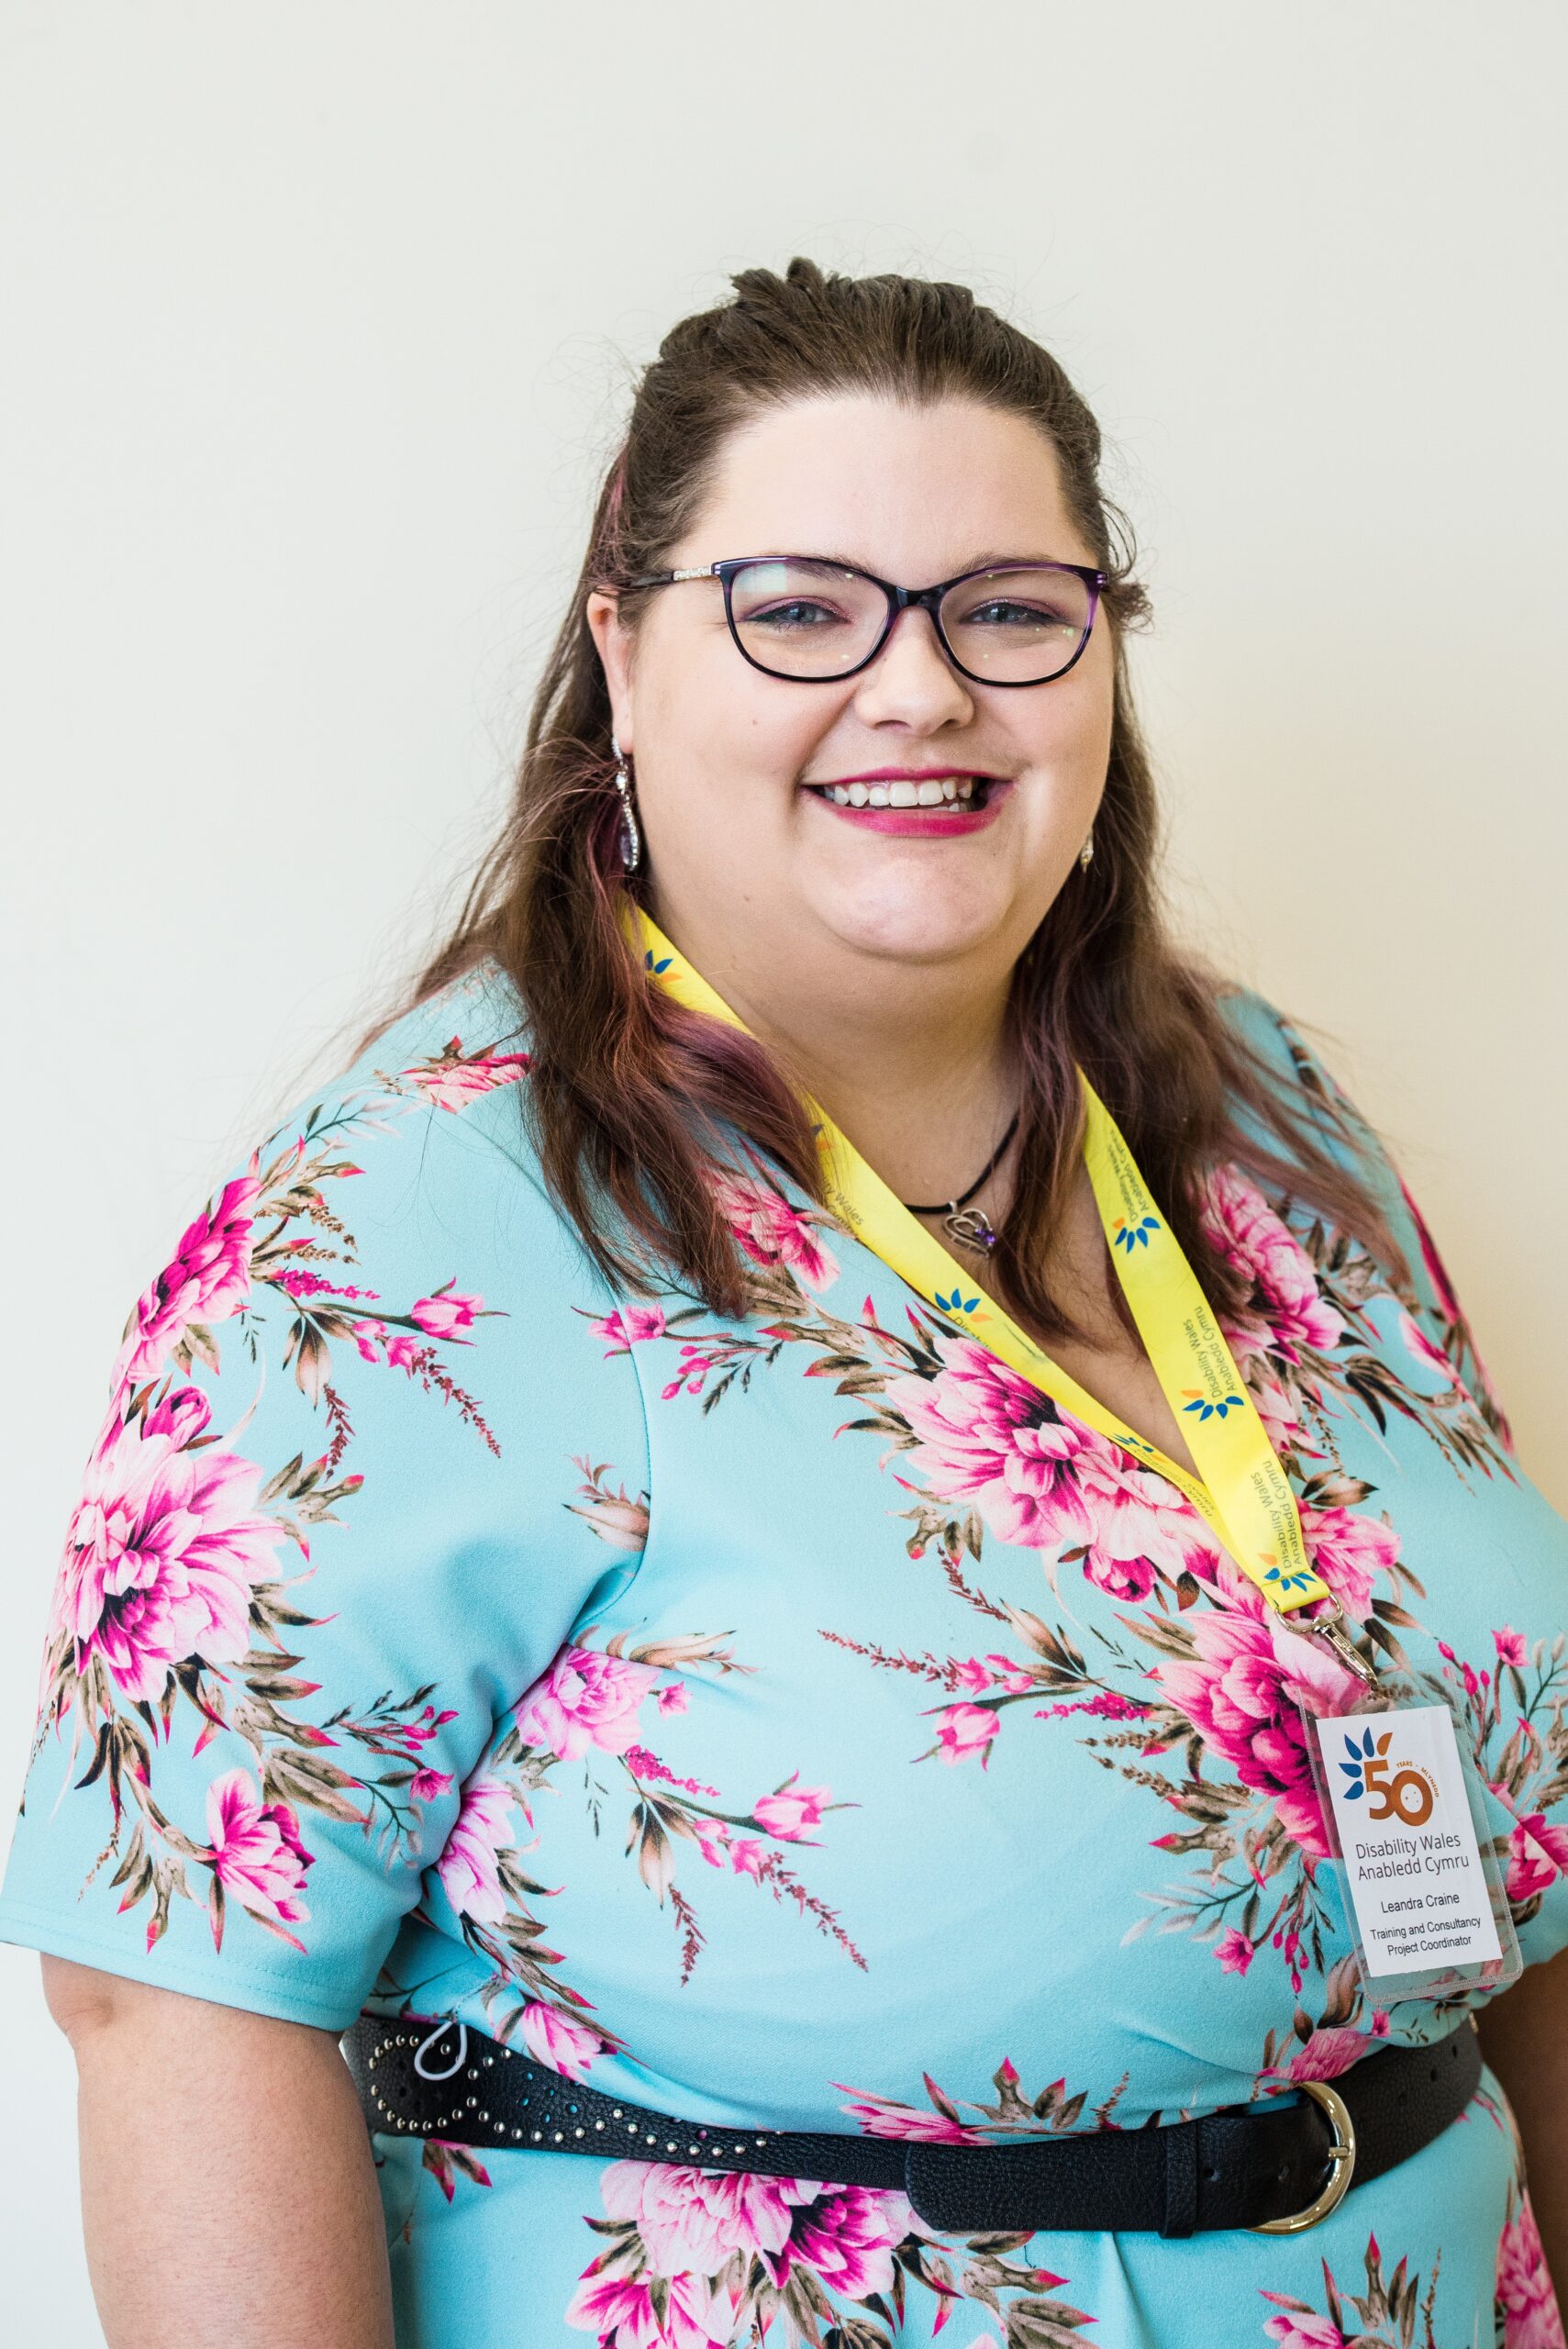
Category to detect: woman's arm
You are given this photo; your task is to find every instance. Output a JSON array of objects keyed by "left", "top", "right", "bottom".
[
  {"left": 1476, "top": 1944, "right": 1568, "bottom": 2289},
  {"left": 41, "top": 1955, "right": 395, "bottom": 2349}
]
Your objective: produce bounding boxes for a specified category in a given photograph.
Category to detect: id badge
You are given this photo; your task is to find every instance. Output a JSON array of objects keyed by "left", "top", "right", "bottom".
[{"left": 1304, "top": 1694, "right": 1522, "bottom": 2004}]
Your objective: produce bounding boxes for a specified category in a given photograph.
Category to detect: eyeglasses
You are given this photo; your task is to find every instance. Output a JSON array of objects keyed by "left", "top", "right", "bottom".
[{"left": 622, "top": 553, "right": 1108, "bottom": 687}]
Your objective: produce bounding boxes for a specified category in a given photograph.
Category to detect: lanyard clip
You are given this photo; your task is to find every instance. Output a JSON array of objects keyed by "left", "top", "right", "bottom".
[{"left": 1291, "top": 1599, "right": 1381, "bottom": 1693}]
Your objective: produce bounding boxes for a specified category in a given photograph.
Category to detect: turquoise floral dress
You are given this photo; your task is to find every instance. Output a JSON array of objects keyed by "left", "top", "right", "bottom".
[{"left": 3, "top": 960, "right": 1565, "bottom": 2349}]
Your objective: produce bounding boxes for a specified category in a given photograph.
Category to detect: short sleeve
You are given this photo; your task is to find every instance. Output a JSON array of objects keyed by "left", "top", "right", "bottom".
[
  {"left": 1222, "top": 986, "right": 1517, "bottom": 1456},
  {"left": 0, "top": 1011, "right": 651, "bottom": 2030}
]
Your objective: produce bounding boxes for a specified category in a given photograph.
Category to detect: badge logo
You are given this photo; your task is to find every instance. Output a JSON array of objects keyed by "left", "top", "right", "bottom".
[{"left": 1338, "top": 1725, "right": 1437, "bottom": 1826}]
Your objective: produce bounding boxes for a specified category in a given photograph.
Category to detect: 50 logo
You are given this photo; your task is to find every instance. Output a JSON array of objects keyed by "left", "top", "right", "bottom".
[{"left": 1337, "top": 1725, "right": 1437, "bottom": 1827}]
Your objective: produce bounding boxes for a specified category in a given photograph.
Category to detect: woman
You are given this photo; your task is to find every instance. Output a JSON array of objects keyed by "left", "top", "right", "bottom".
[{"left": 4, "top": 258, "right": 1564, "bottom": 2349}]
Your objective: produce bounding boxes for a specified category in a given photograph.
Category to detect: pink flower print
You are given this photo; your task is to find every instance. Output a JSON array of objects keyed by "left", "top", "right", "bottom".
[
  {"left": 435, "top": 1775, "right": 516, "bottom": 1924},
  {"left": 565, "top": 2270, "right": 735, "bottom": 2348},
  {"left": 728, "top": 1839, "right": 765, "bottom": 1877},
  {"left": 1496, "top": 1625, "right": 1529, "bottom": 1670},
  {"left": 1081, "top": 1546, "right": 1156, "bottom": 1603},
  {"left": 519, "top": 2000, "right": 606, "bottom": 2081},
  {"left": 1269, "top": 2026, "right": 1373, "bottom": 2085},
  {"left": 1506, "top": 1813, "right": 1568, "bottom": 1906},
  {"left": 1298, "top": 1502, "right": 1400, "bottom": 1623},
  {"left": 1072, "top": 1434, "right": 1221, "bottom": 1594},
  {"left": 834, "top": 2086, "right": 980, "bottom": 2144},
  {"left": 1261, "top": 2308, "right": 1347, "bottom": 2349},
  {"left": 1398, "top": 1308, "right": 1462, "bottom": 1386},
  {"left": 399, "top": 1701, "right": 459, "bottom": 1753},
  {"left": 114, "top": 1169, "right": 263, "bottom": 1386},
  {"left": 50, "top": 1387, "right": 287, "bottom": 1704},
  {"left": 885, "top": 1336, "right": 1095, "bottom": 1549},
  {"left": 411, "top": 1282, "right": 484, "bottom": 1341},
  {"left": 350, "top": 1319, "right": 423, "bottom": 1368},
  {"left": 206, "top": 1768, "right": 314, "bottom": 1949},
  {"left": 601, "top": 2161, "right": 799, "bottom": 2276},
  {"left": 1231, "top": 1349, "right": 1306, "bottom": 1453},
  {"left": 404, "top": 1037, "right": 532, "bottom": 1112},
  {"left": 422, "top": 2136, "right": 493, "bottom": 2202},
  {"left": 591, "top": 1305, "right": 669, "bottom": 1353},
  {"left": 929, "top": 1701, "right": 1001, "bottom": 1766},
  {"left": 1496, "top": 2192, "right": 1567, "bottom": 2348},
  {"left": 410, "top": 1767, "right": 452, "bottom": 1804},
  {"left": 1214, "top": 1927, "right": 1254, "bottom": 1976},
  {"left": 751, "top": 1775, "right": 830, "bottom": 1841},
  {"left": 890, "top": 1332, "right": 1215, "bottom": 1588},
  {"left": 1199, "top": 1163, "right": 1346, "bottom": 1357},
  {"left": 656, "top": 1681, "right": 690, "bottom": 1715},
  {"left": 711, "top": 1170, "right": 840, "bottom": 1292},
  {"left": 690, "top": 1817, "right": 731, "bottom": 1868},
  {"left": 513, "top": 1645, "right": 662, "bottom": 1762},
  {"left": 1158, "top": 1572, "right": 1364, "bottom": 1857},
  {"left": 775, "top": 2182, "right": 910, "bottom": 2298},
  {"left": 957, "top": 1654, "right": 1036, "bottom": 1698}
]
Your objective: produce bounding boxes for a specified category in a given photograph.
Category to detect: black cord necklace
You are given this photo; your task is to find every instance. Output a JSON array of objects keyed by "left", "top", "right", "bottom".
[{"left": 900, "top": 1109, "right": 1019, "bottom": 1253}]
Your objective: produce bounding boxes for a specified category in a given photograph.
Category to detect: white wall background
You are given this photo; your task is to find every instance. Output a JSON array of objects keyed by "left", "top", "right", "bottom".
[{"left": 2, "top": 4, "right": 1562, "bottom": 2336}]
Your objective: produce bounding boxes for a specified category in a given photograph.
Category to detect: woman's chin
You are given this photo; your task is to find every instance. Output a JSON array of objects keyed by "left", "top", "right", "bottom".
[{"left": 804, "top": 878, "right": 1028, "bottom": 971}]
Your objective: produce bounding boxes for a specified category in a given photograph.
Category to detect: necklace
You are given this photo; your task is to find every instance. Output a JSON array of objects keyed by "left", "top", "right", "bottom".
[{"left": 899, "top": 1109, "right": 1020, "bottom": 1252}]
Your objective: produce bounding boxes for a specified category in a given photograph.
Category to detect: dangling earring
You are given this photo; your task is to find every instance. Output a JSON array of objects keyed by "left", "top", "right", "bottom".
[
  {"left": 1078, "top": 826, "right": 1095, "bottom": 871},
  {"left": 612, "top": 731, "right": 641, "bottom": 874}
]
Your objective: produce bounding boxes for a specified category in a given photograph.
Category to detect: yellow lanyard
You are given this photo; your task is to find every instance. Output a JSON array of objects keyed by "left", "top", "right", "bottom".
[{"left": 628, "top": 902, "right": 1332, "bottom": 1619}]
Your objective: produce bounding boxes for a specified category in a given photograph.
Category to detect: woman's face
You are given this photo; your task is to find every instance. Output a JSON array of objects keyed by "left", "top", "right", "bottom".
[{"left": 587, "top": 394, "right": 1117, "bottom": 1000}]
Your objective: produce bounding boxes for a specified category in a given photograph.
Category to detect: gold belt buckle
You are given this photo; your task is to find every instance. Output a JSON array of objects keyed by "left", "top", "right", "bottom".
[{"left": 1250, "top": 2078, "right": 1357, "bottom": 2233}]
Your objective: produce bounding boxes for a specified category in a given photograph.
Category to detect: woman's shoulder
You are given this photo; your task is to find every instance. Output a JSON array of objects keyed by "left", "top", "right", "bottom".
[
  {"left": 1210, "top": 978, "right": 1382, "bottom": 1175},
  {"left": 285, "top": 957, "right": 540, "bottom": 1176},
  {"left": 1207, "top": 977, "right": 1515, "bottom": 1447},
  {"left": 1213, "top": 976, "right": 1341, "bottom": 1092},
  {"left": 237, "top": 957, "right": 557, "bottom": 1248},
  {"left": 116, "top": 956, "right": 599, "bottom": 1416}
]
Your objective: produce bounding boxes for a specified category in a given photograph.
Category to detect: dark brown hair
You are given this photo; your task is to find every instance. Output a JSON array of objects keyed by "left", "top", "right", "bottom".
[{"left": 400, "top": 257, "right": 1410, "bottom": 1333}]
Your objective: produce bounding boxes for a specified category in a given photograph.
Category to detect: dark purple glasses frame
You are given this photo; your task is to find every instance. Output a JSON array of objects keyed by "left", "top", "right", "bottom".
[{"left": 622, "top": 554, "right": 1108, "bottom": 687}]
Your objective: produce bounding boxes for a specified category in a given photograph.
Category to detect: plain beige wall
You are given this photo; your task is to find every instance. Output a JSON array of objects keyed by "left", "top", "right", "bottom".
[{"left": 2, "top": 3, "right": 1562, "bottom": 2336}]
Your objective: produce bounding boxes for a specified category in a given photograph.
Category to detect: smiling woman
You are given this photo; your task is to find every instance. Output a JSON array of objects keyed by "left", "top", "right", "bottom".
[{"left": 4, "top": 258, "right": 1566, "bottom": 2349}]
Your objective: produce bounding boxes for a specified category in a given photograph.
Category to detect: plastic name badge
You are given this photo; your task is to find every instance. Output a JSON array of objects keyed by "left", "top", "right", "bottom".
[{"left": 1308, "top": 1700, "right": 1521, "bottom": 2002}]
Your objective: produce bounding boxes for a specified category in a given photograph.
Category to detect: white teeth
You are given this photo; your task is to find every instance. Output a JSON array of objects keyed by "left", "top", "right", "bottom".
[{"left": 815, "top": 774, "right": 989, "bottom": 813}]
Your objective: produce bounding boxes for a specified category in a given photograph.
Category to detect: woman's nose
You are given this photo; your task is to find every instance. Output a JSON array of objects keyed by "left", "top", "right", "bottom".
[{"left": 851, "top": 603, "right": 974, "bottom": 726}]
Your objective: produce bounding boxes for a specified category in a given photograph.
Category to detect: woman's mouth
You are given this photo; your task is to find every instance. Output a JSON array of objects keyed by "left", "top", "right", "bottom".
[{"left": 800, "top": 774, "right": 1012, "bottom": 837}]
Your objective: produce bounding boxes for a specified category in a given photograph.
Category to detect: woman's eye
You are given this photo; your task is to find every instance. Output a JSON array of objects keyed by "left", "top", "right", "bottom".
[
  {"left": 751, "top": 601, "right": 840, "bottom": 630},
  {"left": 965, "top": 599, "right": 1066, "bottom": 629}
]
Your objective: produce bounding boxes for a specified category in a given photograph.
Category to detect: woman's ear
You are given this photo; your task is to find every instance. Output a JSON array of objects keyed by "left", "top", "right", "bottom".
[{"left": 585, "top": 589, "right": 634, "bottom": 753}]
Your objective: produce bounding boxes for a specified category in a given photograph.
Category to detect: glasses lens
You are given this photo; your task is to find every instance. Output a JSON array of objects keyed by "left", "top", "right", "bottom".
[
  {"left": 940, "top": 566, "right": 1093, "bottom": 683},
  {"left": 727, "top": 560, "right": 887, "bottom": 677}
]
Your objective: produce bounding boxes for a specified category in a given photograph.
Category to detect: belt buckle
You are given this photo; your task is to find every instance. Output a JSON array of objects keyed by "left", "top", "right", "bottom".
[{"left": 1251, "top": 2078, "right": 1357, "bottom": 2234}]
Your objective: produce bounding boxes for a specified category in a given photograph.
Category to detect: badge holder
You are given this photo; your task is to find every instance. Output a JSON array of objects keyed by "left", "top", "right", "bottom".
[{"left": 1294, "top": 1607, "right": 1522, "bottom": 2006}]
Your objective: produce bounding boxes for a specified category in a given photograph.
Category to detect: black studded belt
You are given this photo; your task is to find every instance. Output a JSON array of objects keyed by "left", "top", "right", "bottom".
[{"left": 341, "top": 2009, "right": 1482, "bottom": 2238}]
